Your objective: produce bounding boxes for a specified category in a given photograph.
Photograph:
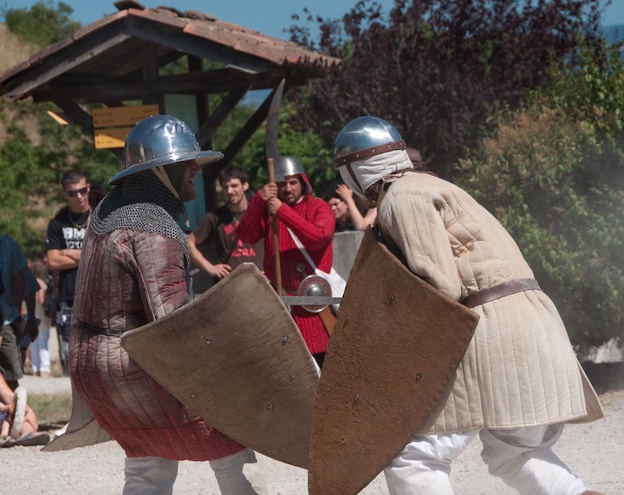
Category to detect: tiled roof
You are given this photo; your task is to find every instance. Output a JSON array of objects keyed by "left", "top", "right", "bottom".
[{"left": 0, "top": 4, "right": 341, "bottom": 101}]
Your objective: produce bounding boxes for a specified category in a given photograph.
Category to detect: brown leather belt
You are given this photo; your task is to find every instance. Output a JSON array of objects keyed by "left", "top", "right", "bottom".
[
  {"left": 461, "top": 278, "right": 541, "bottom": 308},
  {"left": 76, "top": 318, "right": 124, "bottom": 337}
]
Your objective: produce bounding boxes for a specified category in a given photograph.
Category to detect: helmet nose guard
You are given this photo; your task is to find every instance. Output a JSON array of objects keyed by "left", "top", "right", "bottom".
[
  {"left": 334, "top": 116, "right": 405, "bottom": 168},
  {"left": 274, "top": 156, "right": 305, "bottom": 182},
  {"left": 109, "top": 115, "right": 223, "bottom": 185}
]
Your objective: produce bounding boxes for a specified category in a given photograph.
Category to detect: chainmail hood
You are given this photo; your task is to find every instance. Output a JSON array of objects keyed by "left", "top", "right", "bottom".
[{"left": 90, "top": 169, "right": 190, "bottom": 264}]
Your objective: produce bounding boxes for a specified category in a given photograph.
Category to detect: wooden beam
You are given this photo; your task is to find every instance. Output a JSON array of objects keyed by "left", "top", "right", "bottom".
[
  {"left": 140, "top": 42, "right": 160, "bottom": 104},
  {"left": 219, "top": 90, "right": 273, "bottom": 168},
  {"left": 54, "top": 100, "right": 124, "bottom": 162},
  {"left": 126, "top": 16, "right": 270, "bottom": 75},
  {"left": 30, "top": 69, "right": 298, "bottom": 103},
  {"left": 198, "top": 86, "right": 250, "bottom": 209},
  {"left": 3, "top": 31, "right": 131, "bottom": 99},
  {"left": 53, "top": 100, "right": 93, "bottom": 132},
  {"left": 200, "top": 88, "right": 274, "bottom": 209},
  {"left": 196, "top": 86, "right": 249, "bottom": 148}
]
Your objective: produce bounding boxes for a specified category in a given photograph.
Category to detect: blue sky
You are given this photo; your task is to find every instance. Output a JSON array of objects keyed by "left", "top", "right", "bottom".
[
  {"left": 0, "top": 0, "right": 393, "bottom": 39},
  {"left": 2, "top": 1, "right": 623, "bottom": 40}
]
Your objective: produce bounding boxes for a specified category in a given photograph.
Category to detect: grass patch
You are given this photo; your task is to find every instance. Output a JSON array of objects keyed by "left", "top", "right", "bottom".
[{"left": 28, "top": 392, "right": 72, "bottom": 430}]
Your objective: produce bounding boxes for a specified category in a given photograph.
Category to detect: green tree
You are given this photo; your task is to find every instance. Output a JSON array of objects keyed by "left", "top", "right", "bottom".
[
  {"left": 288, "top": 0, "right": 605, "bottom": 179},
  {"left": 0, "top": 98, "right": 120, "bottom": 257},
  {"left": 2, "top": 0, "right": 81, "bottom": 47},
  {"left": 456, "top": 39, "right": 624, "bottom": 350},
  {"left": 210, "top": 98, "right": 338, "bottom": 198}
]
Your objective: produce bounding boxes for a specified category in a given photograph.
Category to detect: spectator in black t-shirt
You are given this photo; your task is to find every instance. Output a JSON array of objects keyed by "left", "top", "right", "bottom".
[{"left": 45, "top": 170, "right": 91, "bottom": 376}]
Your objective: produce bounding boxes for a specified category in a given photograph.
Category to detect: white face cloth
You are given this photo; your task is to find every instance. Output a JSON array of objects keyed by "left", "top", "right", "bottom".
[{"left": 338, "top": 149, "right": 413, "bottom": 199}]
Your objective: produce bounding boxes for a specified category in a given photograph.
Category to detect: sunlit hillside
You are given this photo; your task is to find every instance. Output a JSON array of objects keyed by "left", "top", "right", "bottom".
[
  {"left": 0, "top": 23, "right": 69, "bottom": 239},
  {"left": 0, "top": 23, "right": 42, "bottom": 146},
  {"left": 0, "top": 23, "right": 39, "bottom": 72}
]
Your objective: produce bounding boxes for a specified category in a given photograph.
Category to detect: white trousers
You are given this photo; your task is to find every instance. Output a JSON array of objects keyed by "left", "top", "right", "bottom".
[
  {"left": 30, "top": 328, "right": 50, "bottom": 373},
  {"left": 384, "top": 425, "right": 588, "bottom": 495},
  {"left": 123, "top": 448, "right": 268, "bottom": 495}
]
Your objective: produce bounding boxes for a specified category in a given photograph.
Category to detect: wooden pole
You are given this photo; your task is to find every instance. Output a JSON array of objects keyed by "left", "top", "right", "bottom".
[{"left": 267, "top": 157, "right": 283, "bottom": 295}]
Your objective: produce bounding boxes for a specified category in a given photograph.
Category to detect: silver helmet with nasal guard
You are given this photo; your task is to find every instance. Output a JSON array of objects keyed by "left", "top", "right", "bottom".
[
  {"left": 334, "top": 116, "right": 405, "bottom": 168},
  {"left": 334, "top": 116, "right": 410, "bottom": 199}
]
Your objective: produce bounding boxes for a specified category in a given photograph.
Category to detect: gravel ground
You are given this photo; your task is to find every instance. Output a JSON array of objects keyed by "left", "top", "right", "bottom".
[{"left": 3, "top": 375, "right": 623, "bottom": 494}]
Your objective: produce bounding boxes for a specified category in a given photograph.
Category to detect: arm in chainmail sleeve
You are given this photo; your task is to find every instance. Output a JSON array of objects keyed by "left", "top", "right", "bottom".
[
  {"left": 132, "top": 233, "right": 189, "bottom": 321},
  {"left": 236, "top": 191, "right": 268, "bottom": 244},
  {"left": 381, "top": 190, "right": 463, "bottom": 301},
  {"left": 275, "top": 198, "right": 335, "bottom": 251}
]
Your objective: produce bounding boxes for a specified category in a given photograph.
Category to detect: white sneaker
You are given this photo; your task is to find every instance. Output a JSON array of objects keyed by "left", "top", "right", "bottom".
[{"left": 54, "top": 422, "right": 69, "bottom": 437}]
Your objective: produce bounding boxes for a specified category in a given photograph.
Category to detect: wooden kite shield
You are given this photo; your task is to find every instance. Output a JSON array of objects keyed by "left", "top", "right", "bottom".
[
  {"left": 308, "top": 229, "right": 480, "bottom": 495},
  {"left": 121, "top": 263, "right": 319, "bottom": 469}
]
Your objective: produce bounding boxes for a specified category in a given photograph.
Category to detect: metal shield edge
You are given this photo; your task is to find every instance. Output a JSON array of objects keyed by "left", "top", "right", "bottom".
[
  {"left": 121, "top": 262, "right": 320, "bottom": 468},
  {"left": 308, "top": 228, "right": 480, "bottom": 495}
]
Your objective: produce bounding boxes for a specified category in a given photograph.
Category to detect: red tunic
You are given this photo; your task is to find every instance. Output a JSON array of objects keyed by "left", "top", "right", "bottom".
[
  {"left": 70, "top": 230, "right": 245, "bottom": 460},
  {"left": 236, "top": 188, "right": 335, "bottom": 355}
]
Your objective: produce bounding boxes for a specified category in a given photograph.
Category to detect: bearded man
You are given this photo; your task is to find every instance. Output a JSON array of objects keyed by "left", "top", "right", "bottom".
[
  {"left": 333, "top": 116, "right": 605, "bottom": 495},
  {"left": 65, "top": 115, "right": 267, "bottom": 495},
  {"left": 236, "top": 156, "right": 335, "bottom": 366}
]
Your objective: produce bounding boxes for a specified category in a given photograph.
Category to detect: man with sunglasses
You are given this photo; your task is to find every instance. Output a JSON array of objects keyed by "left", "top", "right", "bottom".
[{"left": 45, "top": 169, "right": 91, "bottom": 376}]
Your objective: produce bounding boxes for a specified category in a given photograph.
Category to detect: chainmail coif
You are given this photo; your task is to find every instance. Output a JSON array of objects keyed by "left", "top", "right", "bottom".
[{"left": 90, "top": 168, "right": 190, "bottom": 265}]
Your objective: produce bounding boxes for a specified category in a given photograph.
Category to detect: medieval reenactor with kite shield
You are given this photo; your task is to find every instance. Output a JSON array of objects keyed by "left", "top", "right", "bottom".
[
  {"left": 45, "top": 116, "right": 275, "bottom": 495},
  {"left": 307, "top": 116, "right": 605, "bottom": 495}
]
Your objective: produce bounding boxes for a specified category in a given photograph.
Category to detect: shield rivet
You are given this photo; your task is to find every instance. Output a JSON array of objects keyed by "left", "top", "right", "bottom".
[
  {"left": 190, "top": 393, "right": 197, "bottom": 399},
  {"left": 206, "top": 338, "right": 213, "bottom": 345},
  {"left": 415, "top": 373, "right": 422, "bottom": 380},
  {"left": 281, "top": 336, "right": 289, "bottom": 345},
  {"left": 267, "top": 404, "right": 275, "bottom": 410}
]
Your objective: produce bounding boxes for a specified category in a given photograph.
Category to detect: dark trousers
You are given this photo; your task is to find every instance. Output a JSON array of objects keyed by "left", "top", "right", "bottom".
[{"left": 57, "top": 302, "right": 74, "bottom": 377}]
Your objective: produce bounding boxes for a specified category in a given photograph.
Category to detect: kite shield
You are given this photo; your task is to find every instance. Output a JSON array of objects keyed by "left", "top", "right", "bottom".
[
  {"left": 121, "top": 263, "right": 319, "bottom": 468},
  {"left": 308, "top": 229, "right": 480, "bottom": 494}
]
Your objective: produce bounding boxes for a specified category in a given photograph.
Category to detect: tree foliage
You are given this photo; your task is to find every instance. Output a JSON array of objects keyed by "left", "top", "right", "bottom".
[
  {"left": 0, "top": 99, "right": 121, "bottom": 258},
  {"left": 2, "top": 0, "right": 81, "bottom": 47},
  {"left": 210, "top": 97, "right": 339, "bottom": 198},
  {"left": 288, "top": 0, "right": 604, "bottom": 178},
  {"left": 456, "top": 38, "right": 624, "bottom": 349}
]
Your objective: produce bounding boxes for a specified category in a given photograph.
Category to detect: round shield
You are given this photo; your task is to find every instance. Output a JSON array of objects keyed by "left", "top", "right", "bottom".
[{"left": 297, "top": 275, "right": 332, "bottom": 313}]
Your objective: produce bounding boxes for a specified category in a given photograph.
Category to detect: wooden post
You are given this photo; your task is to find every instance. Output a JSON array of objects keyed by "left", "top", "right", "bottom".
[{"left": 267, "top": 157, "right": 283, "bottom": 295}]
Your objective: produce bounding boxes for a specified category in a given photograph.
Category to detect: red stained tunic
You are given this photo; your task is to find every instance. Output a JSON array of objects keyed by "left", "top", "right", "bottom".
[
  {"left": 236, "top": 188, "right": 335, "bottom": 355},
  {"left": 69, "top": 230, "right": 245, "bottom": 460}
]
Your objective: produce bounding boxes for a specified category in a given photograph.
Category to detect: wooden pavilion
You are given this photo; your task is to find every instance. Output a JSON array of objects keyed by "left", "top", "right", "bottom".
[{"left": 0, "top": 0, "right": 340, "bottom": 214}]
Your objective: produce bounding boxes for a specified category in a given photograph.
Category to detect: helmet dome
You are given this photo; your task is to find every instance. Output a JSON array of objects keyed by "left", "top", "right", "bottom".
[
  {"left": 334, "top": 116, "right": 405, "bottom": 168},
  {"left": 109, "top": 115, "right": 223, "bottom": 185},
  {"left": 274, "top": 156, "right": 305, "bottom": 182}
]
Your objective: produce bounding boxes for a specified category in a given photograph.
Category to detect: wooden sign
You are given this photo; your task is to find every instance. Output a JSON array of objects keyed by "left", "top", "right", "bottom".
[
  {"left": 94, "top": 127, "right": 134, "bottom": 149},
  {"left": 92, "top": 104, "right": 159, "bottom": 128},
  {"left": 93, "top": 104, "right": 159, "bottom": 149}
]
